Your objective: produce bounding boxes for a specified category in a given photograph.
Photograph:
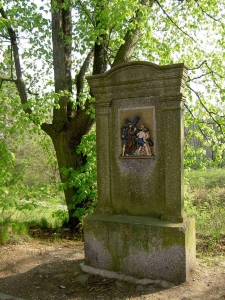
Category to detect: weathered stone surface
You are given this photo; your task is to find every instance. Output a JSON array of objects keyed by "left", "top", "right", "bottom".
[
  {"left": 84, "top": 214, "right": 195, "bottom": 283},
  {"left": 87, "top": 61, "right": 188, "bottom": 222},
  {"left": 83, "top": 61, "right": 195, "bottom": 283}
]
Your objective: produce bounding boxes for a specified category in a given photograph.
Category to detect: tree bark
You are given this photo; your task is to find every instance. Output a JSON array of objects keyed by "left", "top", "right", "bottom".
[
  {"left": 0, "top": 7, "right": 32, "bottom": 115},
  {"left": 48, "top": 111, "right": 93, "bottom": 231},
  {"left": 93, "top": 36, "right": 108, "bottom": 74},
  {"left": 50, "top": 0, "right": 95, "bottom": 231}
]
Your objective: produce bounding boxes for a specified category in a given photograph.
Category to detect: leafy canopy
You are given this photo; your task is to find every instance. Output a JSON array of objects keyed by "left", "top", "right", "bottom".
[{"left": 0, "top": 0, "right": 225, "bottom": 223}]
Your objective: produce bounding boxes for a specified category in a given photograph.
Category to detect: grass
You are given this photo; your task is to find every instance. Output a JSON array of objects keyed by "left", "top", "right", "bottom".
[
  {"left": 0, "top": 182, "right": 68, "bottom": 244},
  {"left": 185, "top": 167, "right": 225, "bottom": 258},
  {"left": 0, "top": 169, "right": 225, "bottom": 259},
  {"left": 0, "top": 226, "right": 9, "bottom": 244},
  {"left": 187, "top": 167, "right": 225, "bottom": 189}
]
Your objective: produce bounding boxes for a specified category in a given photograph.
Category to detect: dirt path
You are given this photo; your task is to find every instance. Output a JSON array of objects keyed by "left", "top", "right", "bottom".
[{"left": 0, "top": 238, "right": 224, "bottom": 300}]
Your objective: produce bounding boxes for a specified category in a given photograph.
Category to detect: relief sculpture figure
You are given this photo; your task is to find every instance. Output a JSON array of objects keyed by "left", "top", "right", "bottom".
[
  {"left": 126, "top": 124, "right": 137, "bottom": 155},
  {"left": 121, "top": 126, "right": 128, "bottom": 156},
  {"left": 121, "top": 116, "right": 154, "bottom": 157},
  {"left": 136, "top": 125, "right": 153, "bottom": 156}
]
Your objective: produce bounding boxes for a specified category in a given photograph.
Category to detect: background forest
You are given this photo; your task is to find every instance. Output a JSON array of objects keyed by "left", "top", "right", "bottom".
[{"left": 0, "top": 0, "right": 224, "bottom": 257}]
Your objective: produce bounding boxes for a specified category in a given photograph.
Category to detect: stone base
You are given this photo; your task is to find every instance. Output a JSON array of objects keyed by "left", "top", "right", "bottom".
[
  {"left": 80, "top": 263, "right": 175, "bottom": 288},
  {"left": 83, "top": 214, "right": 196, "bottom": 284}
]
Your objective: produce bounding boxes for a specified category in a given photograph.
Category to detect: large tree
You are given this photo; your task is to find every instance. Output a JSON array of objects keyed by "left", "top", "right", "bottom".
[{"left": 0, "top": 0, "right": 225, "bottom": 230}]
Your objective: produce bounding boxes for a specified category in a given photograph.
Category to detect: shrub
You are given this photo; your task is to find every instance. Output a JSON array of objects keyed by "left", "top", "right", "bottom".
[{"left": 60, "top": 127, "right": 98, "bottom": 221}]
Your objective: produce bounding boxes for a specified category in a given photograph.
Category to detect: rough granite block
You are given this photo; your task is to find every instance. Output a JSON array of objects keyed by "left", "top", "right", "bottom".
[{"left": 84, "top": 214, "right": 196, "bottom": 283}]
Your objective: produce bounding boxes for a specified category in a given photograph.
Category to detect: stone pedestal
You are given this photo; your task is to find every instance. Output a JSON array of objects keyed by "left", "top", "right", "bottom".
[
  {"left": 83, "top": 61, "right": 196, "bottom": 284},
  {"left": 84, "top": 215, "right": 195, "bottom": 283}
]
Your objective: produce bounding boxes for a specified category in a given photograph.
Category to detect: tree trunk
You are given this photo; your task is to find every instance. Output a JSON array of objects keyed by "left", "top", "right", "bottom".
[
  {"left": 43, "top": 109, "right": 93, "bottom": 232},
  {"left": 52, "top": 131, "right": 84, "bottom": 232},
  {"left": 50, "top": 0, "right": 95, "bottom": 231},
  {"left": 42, "top": 130, "right": 85, "bottom": 232}
]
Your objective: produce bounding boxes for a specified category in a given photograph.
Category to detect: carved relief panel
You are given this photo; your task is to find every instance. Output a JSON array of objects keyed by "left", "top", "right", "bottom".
[{"left": 119, "top": 107, "right": 155, "bottom": 158}]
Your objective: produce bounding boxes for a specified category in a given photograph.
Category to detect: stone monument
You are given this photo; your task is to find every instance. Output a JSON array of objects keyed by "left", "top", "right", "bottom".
[{"left": 81, "top": 61, "right": 196, "bottom": 284}]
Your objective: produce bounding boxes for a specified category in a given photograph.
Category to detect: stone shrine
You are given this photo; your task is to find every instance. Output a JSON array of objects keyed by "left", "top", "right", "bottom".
[{"left": 81, "top": 61, "right": 196, "bottom": 284}]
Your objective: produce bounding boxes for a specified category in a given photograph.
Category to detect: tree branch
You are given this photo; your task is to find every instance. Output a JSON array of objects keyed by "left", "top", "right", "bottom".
[
  {"left": 51, "top": 0, "right": 72, "bottom": 124},
  {"left": 155, "top": 0, "right": 202, "bottom": 47},
  {"left": 189, "top": 60, "right": 225, "bottom": 79},
  {"left": 0, "top": 6, "right": 32, "bottom": 115},
  {"left": 0, "top": 34, "right": 10, "bottom": 40},
  {"left": 188, "top": 60, "right": 207, "bottom": 71},
  {"left": 0, "top": 78, "right": 17, "bottom": 89},
  {"left": 112, "top": 29, "right": 141, "bottom": 67},
  {"left": 112, "top": 0, "right": 154, "bottom": 67},
  {"left": 10, "top": 43, "right": 13, "bottom": 80},
  {"left": 204, "top": 61, "right": 225, "bottom": 79},
  {"left": 41, "top": 123, "right": 55, "bottom": 138},
  {"left": 27, "top": 89, "right": 39, "bottom": 96},
  {"left": 186, "top": 72, "right": 213, "bottom": 83},
  {"left": 184, "top": 103, "right": 209, "bottom": 141},
  {"left": 63, "top": 2, "right": 72, "bottom": 94},
  {"left": 76, "top": 48, "right": 94, "bottom": 98},
  {"left": 194, "top": 0, "right": 222, "bottom": 23},
  {"left": 116, "top": 0, "right": 152, "bottom": 62},
  {"left": 188, "top": 60, "right": 224, "bottom": 89},
  {"left": 67, "top": 47, "right": 94, "bottom": 118},
  {"left": 187, "top": 84, "right": 224, "bottom": 135},
  {"left": 76, "top": 0, "right": 95, "bottom": 27}
]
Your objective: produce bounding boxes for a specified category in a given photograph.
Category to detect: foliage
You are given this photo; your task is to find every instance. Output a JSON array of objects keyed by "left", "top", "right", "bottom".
[
  {"left": 0, "top": 95, "right": 61, "bottom": 222},
  {"left": 0, "top": 72, "right": 62, "bottom": 226},
  {"left": 185, "top": 192, "right": 225, "bottom": 237},
  {"left": 0, "top": 139, "right": 34, "bottom": 225},
  {"left": 0, "top": 226, "right": 9, "bottom": 244},
  {"left": 185, "top": 168, "right": 225, "bottom": 257},
  {"left": 187, "top": 167, "right": 225, "bottom": 189},
  {"left": 1, "top": 0, "right": 224, "bottom": 137},
  {"left": 11, "top": 222, "right": 29, "bottom": 235},
  {"left": 0, "top": 0, "right": 225, "bottom": 228},
  {"left": 40, "top": 217, "right": 49, "bottom": 229},
  {"left": 0, "top": 109, "right": 63, "bottom": 229},
  {"left": 60, "top": 127, "right": 97, "bottom": 220},
  {"left": 51, "top": 209, "right": 68, "bottom": 228},
  {"left": 0, "top": 221, "right": 29, "bottom": 244},
  {"left": 139, "top": 1, "right": 225, "bottom": 170}
]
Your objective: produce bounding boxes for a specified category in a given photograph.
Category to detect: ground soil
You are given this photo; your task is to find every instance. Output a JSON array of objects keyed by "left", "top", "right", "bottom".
[{"left": 0, "top": 228, "right": 224, "bottom": 300}]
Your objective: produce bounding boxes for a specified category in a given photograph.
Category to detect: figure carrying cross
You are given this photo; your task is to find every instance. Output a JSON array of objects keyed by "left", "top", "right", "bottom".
[
  {"left": 121, "top": 116, "right": 140, "bottom": 156},
  {"left": 121, "top": 116, "right": 154, "bottom": 156}
]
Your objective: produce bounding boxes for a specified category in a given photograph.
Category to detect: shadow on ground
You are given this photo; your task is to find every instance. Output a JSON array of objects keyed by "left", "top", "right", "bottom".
[
  {"left": 0, "top": 240, "right": 224, "bottom": 300},
  {"left": 0, "top": 258, "right": 168, "bottom": 300}
]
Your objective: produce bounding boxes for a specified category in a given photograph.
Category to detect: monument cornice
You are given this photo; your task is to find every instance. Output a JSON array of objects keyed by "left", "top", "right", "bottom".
[
  {"left": 87, "top": 61, "right": 188, "bottom": 86},
  {"left": 87, "top": 61, "right": 188, "bottom": 102}
]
